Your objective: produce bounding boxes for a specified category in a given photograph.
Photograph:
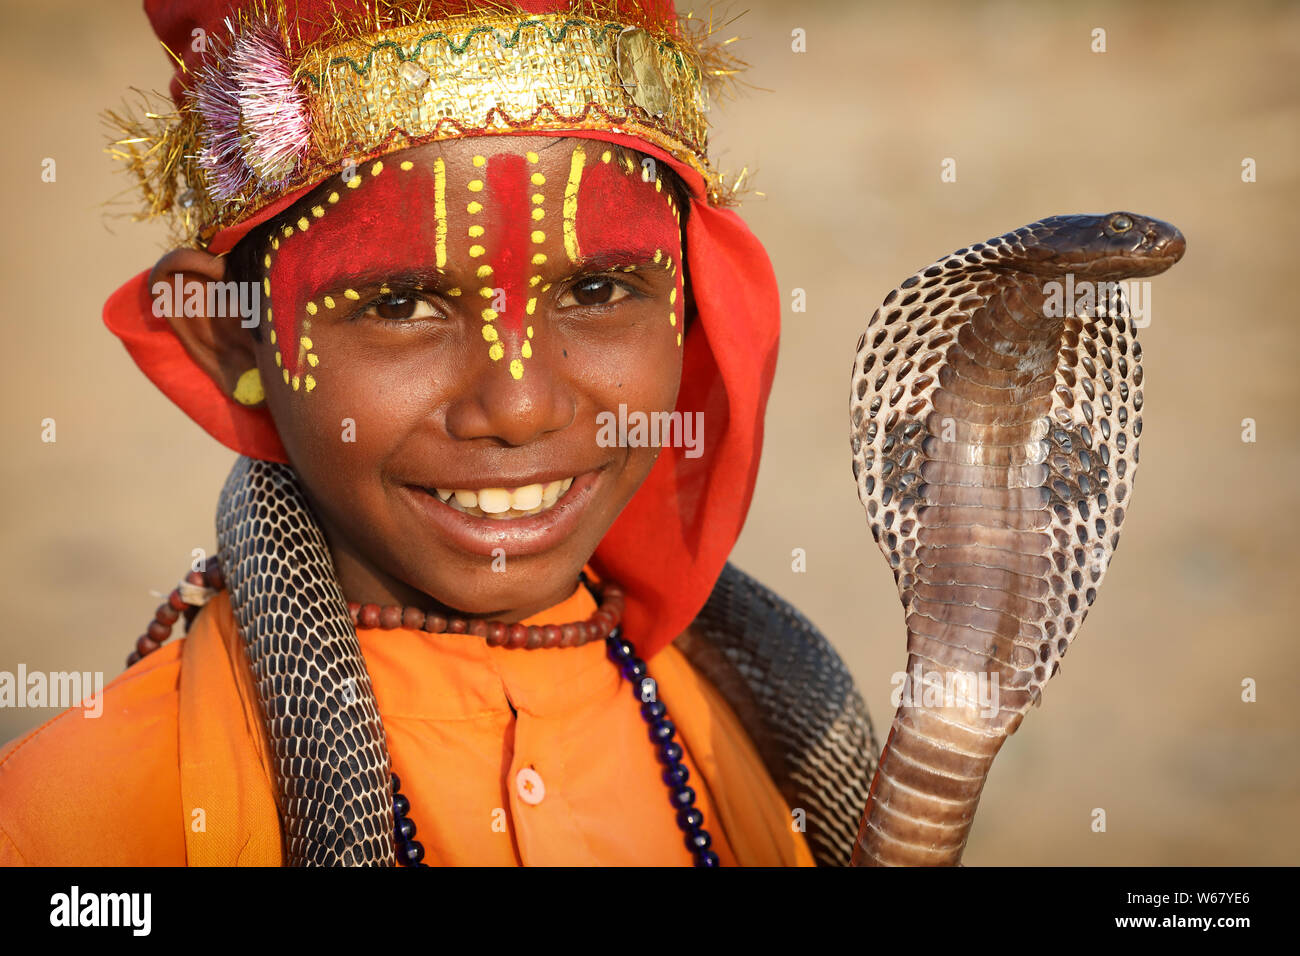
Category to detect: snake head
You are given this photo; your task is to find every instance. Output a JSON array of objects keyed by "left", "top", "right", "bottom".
[{"left": 994, "top": 212, "right": 1186, "bottom": 280}]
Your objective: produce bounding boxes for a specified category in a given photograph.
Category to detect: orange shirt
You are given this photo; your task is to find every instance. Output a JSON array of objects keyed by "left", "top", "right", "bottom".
[{"left": 0, "top": 582, "right": 814, "bottom": 866}]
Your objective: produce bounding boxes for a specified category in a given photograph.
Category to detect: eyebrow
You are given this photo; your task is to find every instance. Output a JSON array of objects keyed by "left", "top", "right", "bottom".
[{"left": 566, "top": 248, "right": 675, "bottom": 274}]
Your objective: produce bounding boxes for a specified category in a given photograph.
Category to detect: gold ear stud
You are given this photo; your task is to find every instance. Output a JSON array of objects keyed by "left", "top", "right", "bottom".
[{"left": 233, "top": 367, "right": 265, "bottom": 406}]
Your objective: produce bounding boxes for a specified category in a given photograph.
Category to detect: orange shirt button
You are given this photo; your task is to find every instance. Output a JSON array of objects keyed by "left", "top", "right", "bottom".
[{"left": 516, "top": 767, "right": 545, "bottom": 806}]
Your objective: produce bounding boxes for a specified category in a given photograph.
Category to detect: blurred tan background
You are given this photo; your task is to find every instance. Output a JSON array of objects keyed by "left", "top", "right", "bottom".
[{"left": 2, "top": 0, "right": 1297, "bottom": 864}]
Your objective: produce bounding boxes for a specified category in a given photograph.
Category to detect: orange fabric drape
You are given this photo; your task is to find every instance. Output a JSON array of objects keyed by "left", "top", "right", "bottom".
[{"left": 0, "top": 586, "right": 813, "bottom": 867}]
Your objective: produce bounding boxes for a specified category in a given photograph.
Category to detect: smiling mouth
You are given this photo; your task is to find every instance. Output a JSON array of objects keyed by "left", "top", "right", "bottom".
[{"left": 419, "top": 478, "right": 576, "bottom": 520}]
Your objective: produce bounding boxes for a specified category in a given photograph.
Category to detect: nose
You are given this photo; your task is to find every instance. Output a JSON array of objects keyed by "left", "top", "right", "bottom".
[{"left": 444, "top": 339, "right": 574, "bottom": 446}]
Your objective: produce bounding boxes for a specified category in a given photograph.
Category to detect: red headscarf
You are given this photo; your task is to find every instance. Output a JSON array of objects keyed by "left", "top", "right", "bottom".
[{"left": 104, "top": 0, "right": 780, "bottom": 659}]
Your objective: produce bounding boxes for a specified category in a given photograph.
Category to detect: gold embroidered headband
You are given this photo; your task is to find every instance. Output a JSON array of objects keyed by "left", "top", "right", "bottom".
[{"left": 106, "top": 2, "right": 749, "bottom": 247}]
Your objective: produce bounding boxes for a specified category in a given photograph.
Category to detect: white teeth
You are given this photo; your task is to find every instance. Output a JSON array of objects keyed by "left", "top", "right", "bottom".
[
  {"left": 432, "top": 476, "right": 578, "bottom": 519},
  {"left": 478, "top": 488, "right": 511, "bottom": 514},
  {"left": 511, "top": 483, "right": 543, "bottom": 511}
]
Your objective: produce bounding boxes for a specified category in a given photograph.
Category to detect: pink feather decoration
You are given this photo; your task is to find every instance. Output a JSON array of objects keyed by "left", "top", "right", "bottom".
[{"left": 191, "top": 16, "right": 311, "bottom": 202}]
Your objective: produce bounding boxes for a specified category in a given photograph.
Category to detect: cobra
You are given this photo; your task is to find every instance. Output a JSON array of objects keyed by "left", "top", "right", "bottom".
[{"left": 848, "top": 212, "right": 1186, "bottom": 866}]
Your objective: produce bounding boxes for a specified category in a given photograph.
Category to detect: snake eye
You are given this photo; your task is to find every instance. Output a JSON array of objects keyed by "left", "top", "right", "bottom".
[{"left": 1110, "top": 215, "right": 1133, "bottom": 233}]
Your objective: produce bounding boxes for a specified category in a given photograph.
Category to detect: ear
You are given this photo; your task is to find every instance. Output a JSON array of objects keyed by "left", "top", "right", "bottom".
[{"left": 148, "top": 247, "right": 262, "bottom": 404}]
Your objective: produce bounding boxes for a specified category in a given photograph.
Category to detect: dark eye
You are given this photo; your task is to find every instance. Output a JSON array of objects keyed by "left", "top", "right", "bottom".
[
  {"left": 558, "top": 277, "right": 631, "bottom": 308},
  {"left": 365, "top": 293, "right": 436, "bottom": 321},
  {"left": 1110, "top": 215, "right": 1133, "bottom": 233}
]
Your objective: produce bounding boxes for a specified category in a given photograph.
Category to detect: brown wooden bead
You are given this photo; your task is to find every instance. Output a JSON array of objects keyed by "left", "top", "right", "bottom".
[
  {"left": 168, "top": 590, "right": 188, "bottom": 612},
  {"left": 541, "top": 625, "right": 562, "bottom": 648},
  {"left": 447, "top": 619, "right": 468, "bottom": 634},
  {"left": 401, "top": 607, "right": 425, "bottom": 630},
  {"left": 147, "top": 620, "right": 172, "bottom": 643},
  {"left": 155, "top": 603, "right": 181, "bottom": 626},
  {"left": 468, "top": 619, "right": 489, "bottom": 638},
  {"left": 136, "top": 634, "right": 160, "bottom": 656},
  {"left": 524, "top": 626, "right": 543, "bottom": 650},
  {"left": 359, "top": 604, "right": 382, "bottom": 629},
  {"left": 486, "top": 622, "right": 508, "bottom": 646},
  {"left": 560, "top": 623, "right": 579, "bottom": 647},
  {"left": 423, "top": 615, "right": 448, "bottom": 634},
  {"left": 126, "top": 651, "right": 142, "bottom": 668},
  {"left": 379, "top": 605, "right": 404, "bottom": 629},
  {"left": 204, "top": 564, "right": 225, "bottom": 590},
  {"left": 590, "top": 618, "right": 609, "bottom": 641},
  {"left": 506, "top": 623, "right": 528, "bottom": 648},
  {"left": 185, "top": 570, "right": 206, "bottom": 587}
]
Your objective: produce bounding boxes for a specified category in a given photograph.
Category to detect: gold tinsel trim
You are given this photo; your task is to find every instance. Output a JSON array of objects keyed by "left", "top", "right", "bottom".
[{"left": 103, "top": 1, "right": 757, "bottom": 247}]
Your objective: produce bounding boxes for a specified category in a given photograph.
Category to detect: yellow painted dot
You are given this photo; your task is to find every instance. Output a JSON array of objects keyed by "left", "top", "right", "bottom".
[
  {"left": 670, "top": 288, "right": 678, "bottom": 304},
  {"left": 532, "top": 193, "right": 545, "bottom": 205},
  {"left": 479, "top": 287, "right": 494, "bottom": 299},
  {"left": 297, "top": 217, "right": 310, "bottom": 231},
  {"left": 400, "top": 161, "right": 414, "bottom": 171},
  {"left": 655, "top": 179, "right": 662, "bottom": 193},
  {"left": 531, "top": 230, "right": 546, "bottom": 244},
  {"left": 346, "top": 175, "right": 362, "bottom": 189},
  {"left": 263, "top": 278, "right": 270, "bottom": 295},
  {"left": 530, "top": 173, "right": 545, "bottom": 186},
  {"left": 472, "top": 155, "right": 486, "bottom": 167},
  {"left": 380, "top": 285, "right": 391, "bottom": 295},
  {"left": 521, "top": 341, "right": 532, "bottom": 359},
  {"left": 328, "top": 192, "right": 340, "bottom": 204},
  {"left": 666, "top": 257, "right": 673, "bottom": 270},
  {"left": 447, "top": 288, "right": 461, "bottom": 296},
  {"left": 307, "top": 353, "right": 319, "bottom": 367},
  {"left": 468, "top": 224, "right": 485, "bottom": 237},
  {"left": 482, "top": 308, "right": 498, "bottom": 321},
  {"left": 306, "top": 302, "right": 318, "bottom": 316},
  {"left": 528, "top": 275, "right": 541, "bottom": 287},
  {"left": 526, "top": 151, "right": 539, "bottom": 163},
  {"left": 468, "top": 180, "right": 484, "bottom": 192},
  {"left": 344, "top": 289, "right": 360, "bottom": 300},
  {"left": 476, "top": 265, "right": 494, "bottom": 279},
  {"left": 526, "top": 325, "right": 534, "bottom": 337},
  {"left": 531, "top": 253, "right": 547, "bottom": 265},
  {"left": 282, "top": 368, "right": 290, "bottom": 383},
  {"left": 482, "top": 324, "right": 498, "bottom": 343},
  {"left": 275, "top": 352, "right": 282, "bottom": 367},
  {"left": 371, "top": 160, "right": 383, "bottom": 176},
  {"left": 301, "top": 336, "right": 313, "bottom": 349},
  {"left": 623, "top": 265, "right": 636, "bottom": 272},
  {"left": 654, "top": 249, "right": 663, "bottom": 263},
  {"left": 676, "top": 332, "right": 682, "bottom": 346},
  {"left": 601, "top": 150, "right": 611, "bottom": 163},
  {"left": 304, "top": 375, "right": 316, "bottom": 392},
  {"left": 489, "top": 342, "right": 504, "bottom": 361},
  {"left": 271, "top": 237, "right": 279, "bottom": 250},
  {"left": 669, "top": 312, "right": 677, "bottom": 327},
  {"left": 467, "top": 201, "right": 483, "bottom": 214},
  {"left": 283, "top": 225, "right": 294, "bottom": 237},
  {"left": 470, "top": 245, "right": 485, "bottom": 257},
  {"left": 312, "top": 205, "right": 325, "bottom": 218},
  {"left": 510, "top": 359, "right": 524, "bottom": 379},
  {"left": 541, "top": 282, "right": 552, "bottom": 292},
  {"left": 292, "top": 375, "right": 300, "bottom": 391},
  {"left": 269, "top": 330, "right": 277, "bottom": 344},
  {"left": 526, "top": 298, "right": 537, "bottom": 315},
  {"left": 263, "top": 254, "right": 271, "bottom": 268},
  {"left": 531, "top": 208, "right": 544, "bottom": 221},
  {"left": 267, "top": 308, "right": 272, "bottom": 322},
  {"left": 323, "top": 295, "right": 335, "bottom": 309}
]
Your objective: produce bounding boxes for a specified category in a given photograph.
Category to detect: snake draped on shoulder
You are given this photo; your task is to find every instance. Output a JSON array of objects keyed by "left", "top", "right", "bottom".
[{"left": 216, "top": 457, "right": 878, "bottom": 867}]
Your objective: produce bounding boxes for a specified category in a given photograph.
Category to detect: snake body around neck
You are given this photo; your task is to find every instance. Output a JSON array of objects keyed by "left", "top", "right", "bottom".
[{"left": 848, "top": 212, "right": 1185, "bottom": 866}]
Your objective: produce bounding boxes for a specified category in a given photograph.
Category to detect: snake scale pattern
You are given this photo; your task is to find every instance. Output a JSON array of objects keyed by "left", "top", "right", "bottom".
[
  {"left": 215, "top": 457, "right": 876, "bottom": 866},
  {"left": 848, "top": 212, "right": 1185, "bottom": 865}
]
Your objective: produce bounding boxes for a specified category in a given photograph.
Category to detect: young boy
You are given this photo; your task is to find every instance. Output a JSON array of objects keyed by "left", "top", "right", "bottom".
[{"left": 0, "top": 0, "right": 876, "bottom": 866}]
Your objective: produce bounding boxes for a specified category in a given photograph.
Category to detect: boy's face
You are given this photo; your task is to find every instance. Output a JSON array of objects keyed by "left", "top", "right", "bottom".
[{"left": 251, "top": 136, "right": 686, "bottom": 618}]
